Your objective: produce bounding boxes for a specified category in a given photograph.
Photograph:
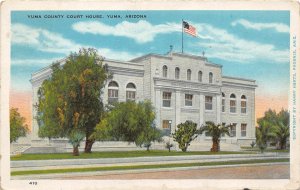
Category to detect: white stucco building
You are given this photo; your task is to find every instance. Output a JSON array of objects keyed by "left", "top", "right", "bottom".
[{"left": 31, "top": 51, "right": 257, "bottom": 146}]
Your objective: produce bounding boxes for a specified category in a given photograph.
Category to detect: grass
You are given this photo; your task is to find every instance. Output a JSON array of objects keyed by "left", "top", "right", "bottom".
[
  {"left": 240, "top": 147, "right": 290, "bottom": 153},
  {"left": 11, "top": 150, "right": 255, "bottom": 161},
  {"left": 11, "top": 158, "right": 289, "bottom": 176}
]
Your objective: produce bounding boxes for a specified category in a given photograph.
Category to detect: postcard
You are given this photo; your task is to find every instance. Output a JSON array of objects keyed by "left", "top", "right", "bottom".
[{"left": 1, "top": 0, "right": 300, "bottom": 189}]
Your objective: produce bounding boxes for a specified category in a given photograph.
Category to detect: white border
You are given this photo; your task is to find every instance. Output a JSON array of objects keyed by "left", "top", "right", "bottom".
[{"left": 1, "top": 0, "right": 299, "bottom": 189}]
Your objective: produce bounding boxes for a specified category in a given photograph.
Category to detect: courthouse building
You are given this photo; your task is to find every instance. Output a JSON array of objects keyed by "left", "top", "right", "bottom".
[{"left": 31, "top": 50, "right": 257, "bottom": 146}]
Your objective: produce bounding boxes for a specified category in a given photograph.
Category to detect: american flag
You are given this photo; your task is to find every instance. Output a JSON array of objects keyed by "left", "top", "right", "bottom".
[{"left": 183, "top": 21, "right": 197, "bottom": 37}]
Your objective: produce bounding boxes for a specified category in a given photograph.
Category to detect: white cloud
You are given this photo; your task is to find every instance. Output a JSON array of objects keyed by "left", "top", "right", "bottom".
[
  {"left": 11, "top": 57, "right": 64, "bottom": 67},
  {"left": 12, "top": 23, "right": 81, "bottom": 54},
  {"left": 97, "top": 48, "right": 142, "bottom": 61},
  {"left": 11, "top": 23, "right": 141, "bottom": 61},
  {"left": 231, "top": 19, "right": 289, "bottom": 33},
  {"left": 72, "top": 20, "right": 180, "bottom": 44},
  {"left": 190, "top": 23, "right": 289, "bottom": 64}
]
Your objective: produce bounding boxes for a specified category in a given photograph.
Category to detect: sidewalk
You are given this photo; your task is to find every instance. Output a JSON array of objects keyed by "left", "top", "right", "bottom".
[
  {"left": 12, "top": 162, "right": 289, "bottom": 180},
  {"left": 11, "top": 152, "right": 289, "bottom": 171}
]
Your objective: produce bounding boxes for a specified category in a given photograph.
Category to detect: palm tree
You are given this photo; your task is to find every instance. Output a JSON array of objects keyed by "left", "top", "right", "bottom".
[
  {"left": 269, "top": 122, "right": 289, "bottom": 150},
  {"left": 199, "top": 121, "right": 230, "bottom": 152},
  {"left": 256, "top": 120, "right": 273, "bottom": 153},
  {"left": 68, "top": 130, "right": 85, "bottom": 156}
]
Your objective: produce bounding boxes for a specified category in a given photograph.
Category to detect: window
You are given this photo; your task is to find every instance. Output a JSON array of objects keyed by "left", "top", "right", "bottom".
[
  {"left": 108, "top": 81, "right": 119, "bottom": 103},
  {"left": 230, "top": 94, "right": 236, "bottom": 113},
  {"left": 241, "top": 123, "right": 247, "bottom": 137},
  {"left": 187, "top": 69, "right": 191, "bottom": 80},
  {"left": 185, "top": 94, "right": 193, "bottom": 106},
  {"left": 222, "top": 93, "right": 225, "bottom": 112},
  {"left": 162, "top": 120, "right": 171, "bottom": 129},
  {"left": 230, "top": 123, "right": 237, "bottom": 137},
  {"left": 241, "top": 95, "right": 247, "bottom": 114},
  {"left": 162, "top": 92, "right": 171, "bottom": 107},
  {"left": 163, "top": 65, "right": 168, "bottom": 78},
  {"left": 209, "top": 72, "right": 213, "bottom": 83},
  {"left": 126, "top": 83, "right": 136, "bottom": 101},
  {"left": 198, "top": 71, "right": 202, "bottom": 82},
  {"left": 205, "top": 96, "right": 213, "bottom": 110},
  {"left": 175, "top": 67, "right": 180, "bottom": 79}
]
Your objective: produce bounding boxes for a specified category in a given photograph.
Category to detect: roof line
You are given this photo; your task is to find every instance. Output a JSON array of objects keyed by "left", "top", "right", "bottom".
[{"left": 222, "top": 75, "right": 256, "bottom": 82}]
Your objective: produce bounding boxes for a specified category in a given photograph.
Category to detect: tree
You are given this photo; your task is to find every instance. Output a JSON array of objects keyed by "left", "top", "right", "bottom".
[
  {"left": 199, "top": 121, "right": 230, "bottom": 152},
  {"left": 257, "top": 109, "right": 289, "bottom": 150},
  {"left": 269, "top": 109, "right": 289, "bottom": 149},
  {"left": 93, "top": 101, "right": 162, "bottom": 150},
  {"left": 68, "top": 130, "right": 85, "bottom": 156},
  {"left": 256, "top": 120, "right": 273, "bottom": 153},
  {"left": 172, "top": 120, "right": 199, "bottom": 152},
  {"left": 37, "top": 48, "right": 109, "bottom": 154},
  {"left": 165, "top": 141, "right": 174, "bottom": 152},
  {"left": 10, "top": 108, "right": 29, "bottom": 143},
  {"left": 269, "top": 122, "right": 289, "bottom": 150}
]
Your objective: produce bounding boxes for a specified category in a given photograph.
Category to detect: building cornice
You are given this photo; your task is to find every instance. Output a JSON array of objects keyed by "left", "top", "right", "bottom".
[
  {"left": 108, "top": 66, "right": 144, "bottom": 77},
  {"left": 130, "top": 53, "right": 172, "bottom": 62},
  {"left": 153, "top": 77, "right": 221, "bottom": 94},
  {"left": 222, "top": 81, "right": 257, "bottom": 89},
  {"left": 222, "top": 75, "right": 256, "bottom": 83},
  {"left": 104, "top": 58, "right": 144, "bottom": 67}
]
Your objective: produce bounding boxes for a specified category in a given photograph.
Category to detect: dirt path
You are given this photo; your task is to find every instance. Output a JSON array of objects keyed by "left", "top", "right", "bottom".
[{"left": 61, "top": 164, "right": 289, "bottom": 179}]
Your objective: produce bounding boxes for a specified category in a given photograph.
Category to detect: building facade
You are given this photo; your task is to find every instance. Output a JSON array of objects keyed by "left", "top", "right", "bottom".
[{"left": 31, "top": 51, "right": 257, "bottom": 146}]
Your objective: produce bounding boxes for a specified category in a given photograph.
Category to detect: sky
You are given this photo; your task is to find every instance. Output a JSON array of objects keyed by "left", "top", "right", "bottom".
[{"left": 10, "top": 11, "right": 290, "bottom": 128}]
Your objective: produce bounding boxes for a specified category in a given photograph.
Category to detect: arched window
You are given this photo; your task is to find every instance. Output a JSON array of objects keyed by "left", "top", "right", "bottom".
[
  {"left": 230, "top": 93, "right": 236, "bottom": 113},
  {"left": 175, "top": 67, "right": 180, "bottom": 79},
  {"left": 108, "top": 81, "right": 119, "bottom": 103},
  {"left": 126, "top": 83, "right": 136, "bottom": 101},
  {"left": 198, "top": 71, "right": 202, "bottom": 82},
  {"left": 187, "top": 69, "right": 191, "bottom": 81},
  {"left": 222, "top": 93, "right": 225, "bottom": 112},
  {"left": 241, "top": 95, "right": 247, "bottom": 114},
  {"left": 163, "top": 65, "right": 168, "bottom": 78},
  {"left": 209, "top": 72, "right": 213, "bottom": 83}
]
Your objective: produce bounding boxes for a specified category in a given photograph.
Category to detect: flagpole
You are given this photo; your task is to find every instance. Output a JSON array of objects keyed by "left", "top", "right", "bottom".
[{"left": 181, "top": 19, "right": 183, "bottom": 53}]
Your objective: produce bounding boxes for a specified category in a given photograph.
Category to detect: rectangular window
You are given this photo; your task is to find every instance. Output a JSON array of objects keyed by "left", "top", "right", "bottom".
[
  {"left": 230, "top": 123, "right": 236, "bottom": 137},
  {"left": 241, "top": 123, "right": 247, "bottom": 137},
  {"left": 108, "top": 89, "right": 118, "bottom": 103},
  {"left": 162, "top": 120, "right": 171, "bottom": 129},
  {"left": 126, "top": 91, "right": 136, "bottom": 101},
  {"left": 222, "top": 99, "right": 225, "bottom": 112},
  {"left": 205, "top": 96, "right": 213, "bottom": 110},
  {"left": 162, "top": 92, "right": 171, "bottom": 107},
  {"left": 241, "top": 101, "right": 247, "bottom": 114},
  {"left": 185, "top": 94, "right": 193, "bottom": 106},
  {"left": 230, "top": 100, "right": 236, "bottom": 113}
]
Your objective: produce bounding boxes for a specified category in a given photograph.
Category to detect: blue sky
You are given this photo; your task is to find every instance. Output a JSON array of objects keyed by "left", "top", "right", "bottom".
[{"left": 11, "top": 10, "right": 290, "bottom": 97}]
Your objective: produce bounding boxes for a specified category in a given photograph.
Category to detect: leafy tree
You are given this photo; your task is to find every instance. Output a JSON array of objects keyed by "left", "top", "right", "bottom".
[
  {"left": 172, "top": 120, "right": 199, "bottom": 152},
  {"left": 256, "top": 120, "right": 273, "bottom": 153},
  {"left": 10, "top": 108, "right": 29, "bottom": 143},
  {"left": 199, "top": 121, "right": 230, "bottom": 152},
  {"left": 93, "top": 101, "right": 161, "bottom": 150},
  {"left": 257, "top": 109, "right": 289, "bottom": 150},
  {"left": 37, "top": 48, "right": 109, "bottom": 154},
  {"left": 269, "top": 122, "right": 289, "bottom": 150}
]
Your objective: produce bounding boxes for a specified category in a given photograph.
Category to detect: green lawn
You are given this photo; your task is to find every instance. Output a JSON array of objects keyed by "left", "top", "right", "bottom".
[
  {"left": 240, "top": 147, "right": 290, "bottom": 153},
  {"left": 11, "top": 150, "right": 255, "bottom": 161},
  {"left": 11, "top": 158, "right": 289, "bottom": 176}
]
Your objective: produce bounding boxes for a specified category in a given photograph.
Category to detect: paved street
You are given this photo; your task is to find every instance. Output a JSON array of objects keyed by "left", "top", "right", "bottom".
[{"left": 60, "top": 164, "right": 289, "bottom": 179}]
